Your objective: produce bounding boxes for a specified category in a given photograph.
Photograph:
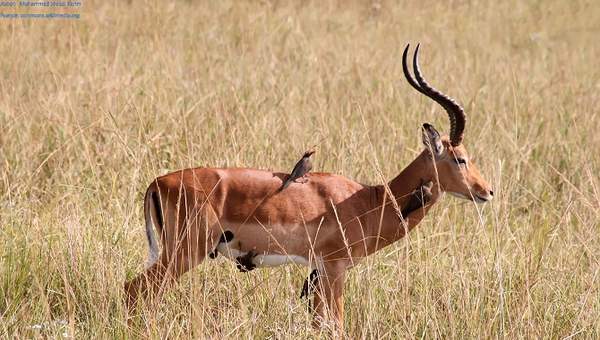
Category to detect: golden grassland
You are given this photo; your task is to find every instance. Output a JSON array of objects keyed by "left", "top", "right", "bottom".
[{"left": 1, "top": 0, "right": 599, "bottom": 338}]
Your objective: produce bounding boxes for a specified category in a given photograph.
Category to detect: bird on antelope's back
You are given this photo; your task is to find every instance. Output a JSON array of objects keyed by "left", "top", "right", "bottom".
[{"left": 281, "top": 149, "right": 315, "bottom": 190}]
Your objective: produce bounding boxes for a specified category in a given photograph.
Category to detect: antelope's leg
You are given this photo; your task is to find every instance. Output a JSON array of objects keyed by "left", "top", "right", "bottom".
[
  {"left": 125, "top": 227, "right": 220, "bottom": 310},
  {"left": 311, "top": 262, "right": 346, "bottom": 332},
  {"left": 125, "top": 199, "right": 221, "bottom": 310},
  {"left": 300, "top": 269, "right": 319, "bottom": 299},
  {"left": 124, "top": 253, "right": 171, "bottom": 309}
]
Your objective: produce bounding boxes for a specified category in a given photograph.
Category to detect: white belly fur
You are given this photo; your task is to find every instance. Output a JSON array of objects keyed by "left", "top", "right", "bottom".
[
  {"left": 254, "top": 254, "right": 309, "bottom": 267},
  {"left": 215, "top": 243, "right": 309, "bottom": 268}
]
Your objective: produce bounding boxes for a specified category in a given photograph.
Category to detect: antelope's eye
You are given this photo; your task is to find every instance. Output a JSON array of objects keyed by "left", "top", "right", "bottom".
[{"left": 454, "top": 158, "right": 467, "bottom": 166}]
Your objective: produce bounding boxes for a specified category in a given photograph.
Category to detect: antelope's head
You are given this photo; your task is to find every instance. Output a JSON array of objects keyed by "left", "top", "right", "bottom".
[{"left": 403, "top": 44, "right": 493, "bottom": 203}]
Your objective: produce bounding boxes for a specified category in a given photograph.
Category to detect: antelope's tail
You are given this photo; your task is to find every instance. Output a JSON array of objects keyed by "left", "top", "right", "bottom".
[{"left": 143, "top": 186, "right": 163, "bottom": 268}]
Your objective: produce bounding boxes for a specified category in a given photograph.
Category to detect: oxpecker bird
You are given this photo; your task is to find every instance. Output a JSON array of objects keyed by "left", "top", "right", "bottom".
[{"left": 281, "top": 149, "right": 315, "bottom": 190}]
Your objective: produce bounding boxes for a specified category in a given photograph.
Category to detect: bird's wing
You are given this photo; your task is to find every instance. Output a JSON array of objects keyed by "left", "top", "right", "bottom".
[{"left": 289, "top": 159, "right": 304, "bottom": 179}]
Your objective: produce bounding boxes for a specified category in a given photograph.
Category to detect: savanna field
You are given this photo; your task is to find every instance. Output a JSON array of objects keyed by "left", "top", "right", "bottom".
[{"left": 1, "top": 1, "right": 599, "bottom": 338}]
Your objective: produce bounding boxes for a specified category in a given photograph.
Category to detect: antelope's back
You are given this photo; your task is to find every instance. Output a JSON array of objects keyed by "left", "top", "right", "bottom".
[{"left": 152, "top": 167, "right": 369, "bottom": 225}]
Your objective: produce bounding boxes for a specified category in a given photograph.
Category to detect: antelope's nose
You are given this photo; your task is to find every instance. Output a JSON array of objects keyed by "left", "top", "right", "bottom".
[{"left": 489, "top": 190, "right": 494, "bottom": 197}]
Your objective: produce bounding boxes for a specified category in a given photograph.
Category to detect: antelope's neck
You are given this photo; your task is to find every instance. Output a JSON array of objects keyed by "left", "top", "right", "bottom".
[
  {"left": 387, "top": 151, "right": 433, "bottom": 199},
  {"left": 365, "top": 151, "right": 437, "bottom": 255}
]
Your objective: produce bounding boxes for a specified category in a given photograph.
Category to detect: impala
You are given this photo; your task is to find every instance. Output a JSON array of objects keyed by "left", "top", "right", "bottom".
[{"left": 124, "top": 44, "right": 494, "bottom": 330}]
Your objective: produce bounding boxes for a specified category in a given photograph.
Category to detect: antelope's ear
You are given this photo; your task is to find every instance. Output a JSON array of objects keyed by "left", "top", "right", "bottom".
[{"left": 421, "top": 123, "right": 443, "bottom": 157}]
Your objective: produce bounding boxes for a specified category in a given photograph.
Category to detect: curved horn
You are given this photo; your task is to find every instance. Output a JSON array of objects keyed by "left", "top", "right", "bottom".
[
  {"left": 402, "top": 44, "right": 426, "bottom": 96},
  {"left": 402, "top": 43, "right": 466, "bottom": 146}
]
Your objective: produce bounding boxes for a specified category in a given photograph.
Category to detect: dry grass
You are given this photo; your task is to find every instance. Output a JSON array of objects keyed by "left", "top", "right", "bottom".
[{"left": 1, "top": 0, "right": 599, "bottom": 338}]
